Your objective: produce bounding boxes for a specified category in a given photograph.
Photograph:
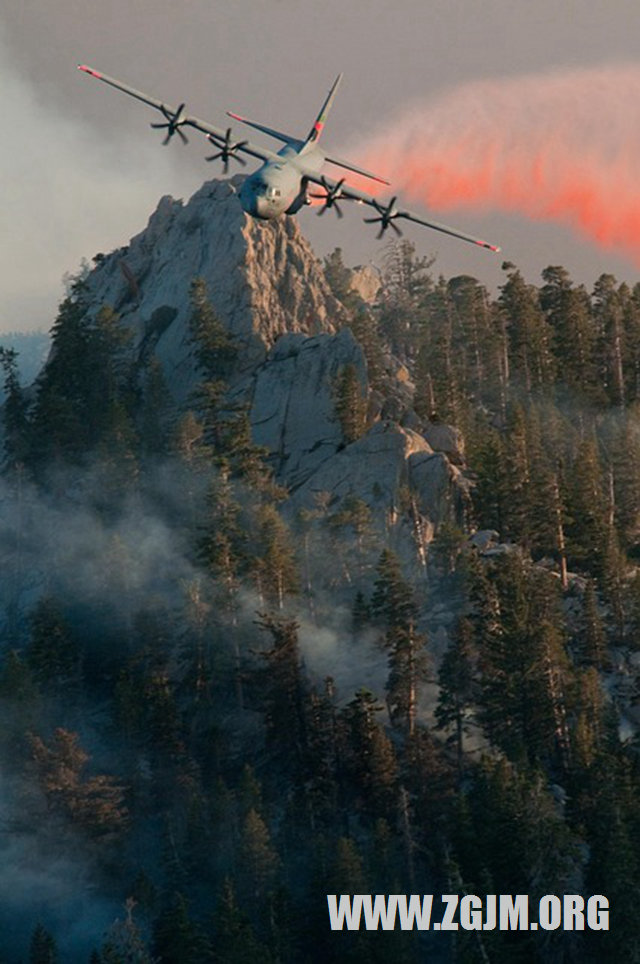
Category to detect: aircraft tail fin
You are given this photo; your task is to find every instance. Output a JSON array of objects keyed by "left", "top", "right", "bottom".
[
  {"left": 304, "top": 74, "right": 343, "bottom": 146},
  {"left": 303, "top": 75, "right": 390, "bottom": 183}
]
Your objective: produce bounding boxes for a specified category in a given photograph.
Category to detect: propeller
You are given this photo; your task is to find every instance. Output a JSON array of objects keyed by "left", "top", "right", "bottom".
[
  {"left": 309, "top": 177, "right": 346, "bottom": 218},
  {"left": 364, "top": 197, "right": 403, "bottom": 239},
  {"left": 205, "top": 129, "right": 248, "bottom": 173},
  {"left": 150, "top": 104, "right": 190, "bottom": 144}
]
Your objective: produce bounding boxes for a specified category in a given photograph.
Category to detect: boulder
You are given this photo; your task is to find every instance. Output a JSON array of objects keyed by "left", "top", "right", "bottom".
[{"left": 422, "top": 419, "right": 465, "bottom": 463}]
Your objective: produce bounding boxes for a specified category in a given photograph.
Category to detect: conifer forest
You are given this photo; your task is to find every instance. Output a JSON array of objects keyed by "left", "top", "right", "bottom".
[{"left": 2, "top": 228, "right": 640, "bottom": 962}]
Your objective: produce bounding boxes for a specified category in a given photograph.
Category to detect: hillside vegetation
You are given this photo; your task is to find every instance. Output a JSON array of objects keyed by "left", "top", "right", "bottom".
[{"left": 1, "top": 219, "right": 639, "bottom": 962}]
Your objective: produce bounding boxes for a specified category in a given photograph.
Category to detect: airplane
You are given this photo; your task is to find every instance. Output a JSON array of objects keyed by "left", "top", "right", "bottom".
[{"left": 77, "top": 65, "right": 500, "bottom": 253}]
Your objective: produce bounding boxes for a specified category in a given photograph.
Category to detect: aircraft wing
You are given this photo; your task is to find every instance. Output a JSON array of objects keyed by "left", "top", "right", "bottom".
[
  {"left": 305, "top": 171, "right": 501, "bottom": 252},
  {"left": 77, "top": 65, "right": 282, "bottom": 164},
  {"left": 226, "top": 111, "right": 303, "bottom": 151}
]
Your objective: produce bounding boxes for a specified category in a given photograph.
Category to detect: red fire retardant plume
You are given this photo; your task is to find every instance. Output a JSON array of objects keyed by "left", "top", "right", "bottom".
[{"left": 350, "top": 66, "right": 640, "bottom": 263}]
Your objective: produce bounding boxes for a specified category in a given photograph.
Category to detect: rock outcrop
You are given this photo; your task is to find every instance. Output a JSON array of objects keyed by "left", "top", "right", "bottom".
[
  {"left": 249, "top": 327, "right": 366, "bottom": 489},
  {"left": 83, "top": 176, "right": 348, "bottom": 400},
  {"left": 76, "top": 177, "right": 469, "bottom": 551},
  {"left": 288, "top": 420, "right": 469, "bottom": 538}
]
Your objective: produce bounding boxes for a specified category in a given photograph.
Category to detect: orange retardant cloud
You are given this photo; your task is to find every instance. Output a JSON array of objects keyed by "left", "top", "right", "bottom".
[{"left": 348, "top": 65, "right": 640, "bottom": 263}]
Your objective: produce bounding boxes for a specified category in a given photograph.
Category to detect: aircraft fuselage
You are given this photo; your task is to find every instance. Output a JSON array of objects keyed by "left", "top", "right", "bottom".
[{"left": 238, "top": 143, "right": 324, "bottom": 219}]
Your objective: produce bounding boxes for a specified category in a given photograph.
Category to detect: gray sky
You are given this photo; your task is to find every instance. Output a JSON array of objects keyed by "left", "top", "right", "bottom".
[{"left": 4, "top": 0, "right": 640, "bottom": 332}]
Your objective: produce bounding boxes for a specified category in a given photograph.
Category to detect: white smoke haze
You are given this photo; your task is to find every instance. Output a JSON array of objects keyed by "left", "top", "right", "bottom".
[
  {"left": 296, "top": 610, "right": 387, "bottom": 703},
  {"left": 1, "top": 475, "right": 200, "bottom": 634},
  {"left": 0, "top": 29, "right": 200, "bottom": 334},
  {"left": 0, "top": 464, "right": 206, "bottom": 959},
  {"left": 0, "top": 818, "right": 121, "bottom": 961}
]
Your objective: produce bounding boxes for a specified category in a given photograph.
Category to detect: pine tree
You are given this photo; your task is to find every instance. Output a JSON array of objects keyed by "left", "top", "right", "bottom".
[
  {"left": 326, "top": 495, "right": 377, "bottom": 581},
  {"left": 251, "top": 615, "right": 308, "bottom": 772},
  {"left": 341, "top": 688, "right": 398, "bottom": 819},
  {"left": 436, "top": 618, "right": 477, "bottom": 776},
  {"left": 593, "top": 273, "right": 627, "bottom": 407},
  {"left": 349, "top": 310, "right": 386, "bottom": 391},
  {"left": 351, "top": 590, "right": 371, "bottom": 635},
  {"left": 571, "top": 667, "right": 611, "bottom": 770},
  {"left": 217, "top": 406, "right": 275, "bottom": 492},
  {"left": 28, "top": 923, "right": 58, "bottom": 964},
  {"left": 139, "top": 355, "right": 173, "bottom": 457},
  {"left": 323, "top": 247, "right": 355, "bottom": 307},
  {"left": 447, "top": 274, "right": 499, "bottom": 410},
  {"left": 456, "top": 757, "right": 579, "bottom": 918},
  {"left": 469, "top": 425, "right": 507, "bottom": 534},
  {"left": 624, "top": 282, "right": 640, "bottom": 402},
  {"left": 31, "top": 296, "right": 136, "bottom": 468},
  {"left": 238, "top": 808, "right": 280, "bottom": 899},
  {"left": 188, "top": 278, "right": 237, "bottom": 377},
  {"left": 372, "top": 550, "right": 428, "bottom": 736},
  {"left": 198, "top": 468, "right": 246, "bottom": 702},
  {"left": 29, "top": 728, "right": 127, "bottom": 836},
  {"left": 96, "top": 899, "right": 153, "bottom": 964},
  {"left": 173, "top": 410, "right": 208, "bottom": 468},
  {"left": 473, "top": 557, "right": 573, "bottom": 768},
  {"left": 526, "top": 425, "right": 569, "bottom": 588},
  {"left": 152, "top": 892, "right": 212, "bottom": 964},
  {"left": 540, "top": 265, "right": 599, "bottom": 401},
  {"left": 566, "top": 437, "right": 608, "bottom": 576},
  {"left": 93, "top": 305, "right": 134, "bottom": 422},
  {"left": 30, "top": 295, "right": 95, "bottom": 464},
  {"left": 607, "top": 415, "right": 640, "bottom": 550},
  {"left": 499, "top": 263, "right": 554, "bottom": 393},
  {"left": 578, "top": 580, "right": 608, "bottom": 670},
  {"left": 25, "top": 596, "right": 80, "bottom": 697},
  {"left": 333, "top": 363, "right": 367, "bottom": 443},
  {"left": 251, "top": 505, "right": 299, "bottom": 609},
  {"left": 379, "top": 239, "right": 433, "bottom": 357},
  {"left": 0, "top": 346, "right": 30, "bottom": 469},
  {"left": 212, "top": 878, "right": 271, "bottom": 964},
  {"left": 419, "top": 278, "right": 460, "bottom": 421},
  {"left": 501, "top": 403, "right": 531, "bottom": 544}
]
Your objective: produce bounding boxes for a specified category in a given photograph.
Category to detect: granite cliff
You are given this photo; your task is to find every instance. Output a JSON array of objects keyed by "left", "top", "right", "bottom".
[{"left": 78, "top": 175, "right": 468, "bottom": 559}]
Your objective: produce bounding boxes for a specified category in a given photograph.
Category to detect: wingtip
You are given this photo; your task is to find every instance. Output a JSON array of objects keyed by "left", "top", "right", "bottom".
[{"left": 78, "top": 64, "right": 101, "bottom": 78}]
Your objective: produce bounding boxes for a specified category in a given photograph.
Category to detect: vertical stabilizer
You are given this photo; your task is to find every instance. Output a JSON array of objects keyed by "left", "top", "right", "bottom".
[{"left": 305, "top": 74, "right": 342, "bottom": 146}]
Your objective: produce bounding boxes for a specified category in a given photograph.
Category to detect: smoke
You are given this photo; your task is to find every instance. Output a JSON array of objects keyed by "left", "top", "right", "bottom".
[
  {"left": 297, "top": 611, "right": 388, "bottom": 702},
  {"left": 0, "top": 812, "right": 121, "bottom": 962},
  {"left": 351, "top": 64, "right": 640, "bottom": 264},
  {"left": 0, "top": 461, "right": 204, "bottom": 961},
  {"left": 0, "top": 29, "right": 199, "bottom": 334}
]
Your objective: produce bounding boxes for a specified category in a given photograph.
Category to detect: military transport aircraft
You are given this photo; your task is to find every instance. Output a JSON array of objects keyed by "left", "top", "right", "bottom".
[{"left": 78, "top": 65, "right": 500, "bottom": 253}]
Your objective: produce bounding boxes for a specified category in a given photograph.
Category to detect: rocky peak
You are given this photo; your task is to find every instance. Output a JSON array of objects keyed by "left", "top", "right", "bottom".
[
  {"left": 82, "top": 176, "right": 348, "bottom": 399},
  {"left": 65, "top": 176, "right": 469, "bottom": 552}
]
